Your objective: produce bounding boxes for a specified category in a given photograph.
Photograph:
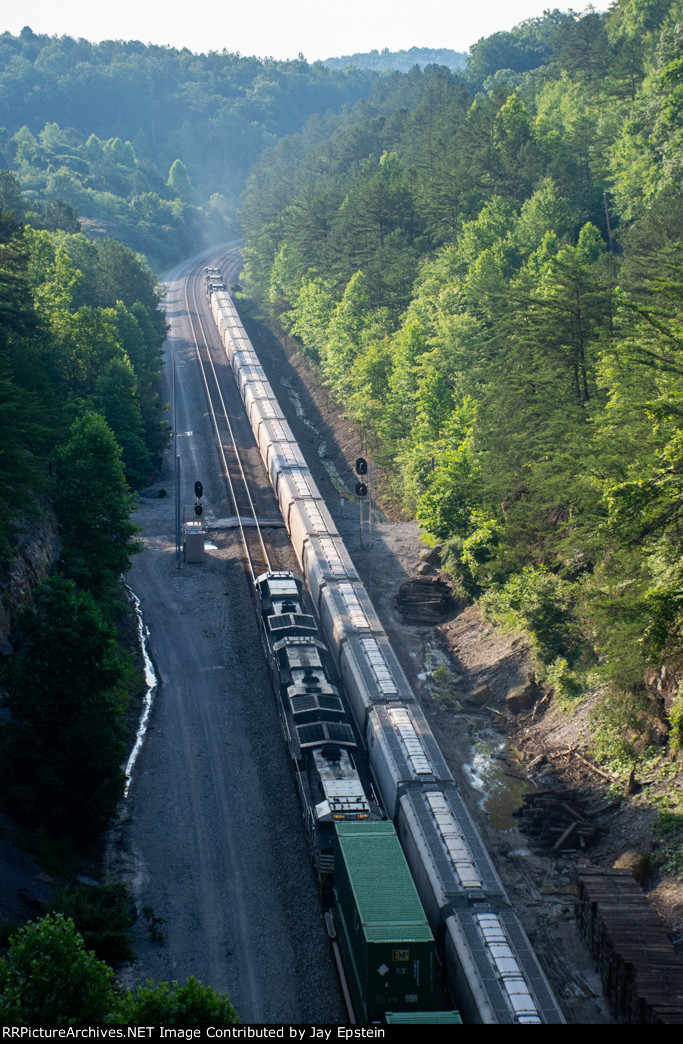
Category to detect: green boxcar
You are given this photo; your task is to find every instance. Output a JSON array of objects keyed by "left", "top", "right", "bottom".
[
  {"left": 334, "top": 821, "right": 436, "bottom": 1022},
  {"left": 385, "top": 1012, "right": 462, "bottom": 1024}
]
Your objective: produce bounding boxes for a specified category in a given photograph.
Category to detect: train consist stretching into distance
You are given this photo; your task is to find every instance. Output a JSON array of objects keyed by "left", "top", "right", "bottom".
[{"left": 208, "top": 277, "right": 565, "bottom": 1025}]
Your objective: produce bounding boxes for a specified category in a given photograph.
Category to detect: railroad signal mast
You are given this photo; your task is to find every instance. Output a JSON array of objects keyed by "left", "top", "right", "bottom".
[
  {"left": 185, "top": 478, "right": 205, "bottom": 563},
  {"left": 355, "top": 457, "right": 372, "bottom": 547}
]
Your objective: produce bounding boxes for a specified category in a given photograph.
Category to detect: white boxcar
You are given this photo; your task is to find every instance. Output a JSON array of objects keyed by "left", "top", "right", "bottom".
[
  {"left": 254, "top": 416, "right": 299, "bottom": 476},
  {"left": 234, "top": 362, "right": 268, "bottom": 398},
  {"left": 243, "top": 381, "right": 286, "bottom": 431}
]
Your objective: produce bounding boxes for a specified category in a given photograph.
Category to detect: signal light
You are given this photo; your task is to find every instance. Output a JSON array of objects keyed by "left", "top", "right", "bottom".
[
  {"left": 355, "top": 482, "right": 367, "bottom": 498},
  {"left": 355, "top": 457, "right": 368, "bottom": 476},
  {"left": 194, "top": 503, "right": 203, "bottom": 517},
  {"left": 195, "top": 480, "right": 203, "bottom": 499}
]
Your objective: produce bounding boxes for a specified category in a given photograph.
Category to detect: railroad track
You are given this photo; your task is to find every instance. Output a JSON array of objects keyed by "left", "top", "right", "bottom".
[{"left": 181, "top": 248, "right": 280, "bottom": 581}]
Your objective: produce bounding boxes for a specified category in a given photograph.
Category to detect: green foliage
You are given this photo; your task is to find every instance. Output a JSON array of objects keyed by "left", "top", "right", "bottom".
[
  {"left": 167, "top": 159, "right": 192, "bottom": 203},
  {"left": 51, "top": 882, "right": 135, "bottom": 966},
  {"left": 1, "top": 576, "right": 129, "bottom": 839},
  {"left": 653, "top": 809, "right": 683, "bottom": 877},
  {"left": 0, "top": 210, "right": 55, "bottom": 557},
  {"left": 466, "top": 10, "right": 572, "bottom": 88},
  {"left": 53, "top": 413, "right": 141, "bottom": 591},
  {"left": 480, "top": 567, "right": 577, "bottom": 665},
  {"left": 237, "top": 2, "right": 683, "bottom": 723},
  {"left": 0, "top": 914, "right": 117, "bottom": 1024},
  {"left": 0, "top": 914, "right": 240, "bottom": 1025},
  {"left": 0, "top": 199, "right": 167, "bottom": 571},
  {"left": 119, "top": 978, "right": 239, "bottom": 1025},
  {"left": 0, "top": 30, "right": 380, "bottom": 267},
  {"left": 415, "top": 437, "right": 481, "bottom": 540},
  {"left": 442, "top": 516, "right": 502, "bottom": 598},
  {"left": 322, "top": 46, "right": 467, "bottom": 73},
  {"left": 543, "top": 656, "right": 584, "bottom": 706},
  {"left": 668, "top": 687, "right": 683, "bottom": 752},
  {"left": 588, "top": 689, "right": 661, "bottom": 774}
]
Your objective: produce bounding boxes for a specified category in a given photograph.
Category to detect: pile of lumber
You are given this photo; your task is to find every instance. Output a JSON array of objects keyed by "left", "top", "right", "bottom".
[
  {"left": 395, "top": 576, "right": 453, "bottom": 624},
  {"left": 577, "top": 869, "right": 683, "bottom": 1023},
  {"left": 515, "top": 790, "right": 600, "bottom": 851}
]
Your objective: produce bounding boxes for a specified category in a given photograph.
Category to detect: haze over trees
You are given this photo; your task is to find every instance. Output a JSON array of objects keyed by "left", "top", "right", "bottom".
[
  {"left": 0, "top": 29, "right": 379, "bottom": 266},
  {"left": 322, "top": 46, "right": 467, "bottom": 72}
]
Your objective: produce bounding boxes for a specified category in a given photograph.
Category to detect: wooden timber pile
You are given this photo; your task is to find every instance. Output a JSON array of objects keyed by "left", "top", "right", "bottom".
[
  {"left": 515, "top": 790, "right": 600, "bottom": 851},
  {"left": 576, "top": 869, "right": 683, "bottom": 1023},
  {"left": 395, "top": 576, "right": 454, "bottom": 624}
]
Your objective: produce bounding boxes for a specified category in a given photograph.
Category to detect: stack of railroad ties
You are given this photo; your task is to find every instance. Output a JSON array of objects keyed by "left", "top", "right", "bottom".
[{"left": 208, "top": 274, "right": 565, "bottom": 1026}]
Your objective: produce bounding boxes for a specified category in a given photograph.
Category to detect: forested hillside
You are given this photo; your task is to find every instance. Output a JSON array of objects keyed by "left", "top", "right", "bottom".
[
  {"left": 0, "top": 184, "right": 169, "bottom": 843},
  {"left": 0, "top": 28, "right": 377, "bottom": 266},
  {"left": 241, "top": 0, "right": 683, "bottom": 769}
]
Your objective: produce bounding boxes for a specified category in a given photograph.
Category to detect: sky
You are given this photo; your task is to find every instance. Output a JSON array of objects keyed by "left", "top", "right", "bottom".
[{"left": 3, "top": 0, "right": 614, "bottom": 62}]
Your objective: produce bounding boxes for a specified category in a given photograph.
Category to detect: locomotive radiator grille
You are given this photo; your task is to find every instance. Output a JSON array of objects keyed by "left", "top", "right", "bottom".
[
  {"left": 290, "top": 692, "right": 344, "bottom": 716},
  {"left": 297, "top": 721, "right": 356, "bottom": 747}
]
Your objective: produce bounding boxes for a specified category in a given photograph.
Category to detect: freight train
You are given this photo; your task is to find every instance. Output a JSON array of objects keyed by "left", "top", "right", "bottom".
[
  {"left": 255, "top": 568, "right": 383, "bottom": 880},
  {"left": 207, "top": 278, "right": 565, "bottom": 1025}
]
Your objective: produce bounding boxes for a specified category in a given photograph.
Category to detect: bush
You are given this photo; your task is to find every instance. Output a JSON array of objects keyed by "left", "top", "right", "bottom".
[
  {"left": 668, "top": 686, "right": 683, "bottom": 752},
  {"left": 0, "top": 914, "right": 240, "bottom": 1025},
  {"left": 544, "top": 656, "right": 583, "bottom": 706},
  {"left": 0, "top": 914, "right": 117, "bottom": 1024},
  {"left": 588, "top": 689, "right": 660, "bottom": 774},
  {"left": 654, "top": 809, "right": 683, "bottom": 878},
  {"left": 480, "top": 565, "right": 577, "bottom": 664},
  {"left": 51, "top": 881, "right": 135, "bottom": 966},
  {"left": 119, "top": 978, "right": 239, "bottom": 1025}
]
